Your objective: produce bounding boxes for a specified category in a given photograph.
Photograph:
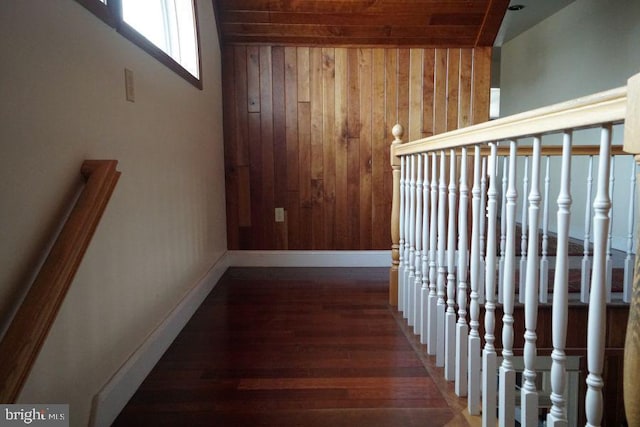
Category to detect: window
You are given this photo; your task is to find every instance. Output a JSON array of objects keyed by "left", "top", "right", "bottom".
[{"left": 76, "top": 0, "right": 202, "bottom": 89}]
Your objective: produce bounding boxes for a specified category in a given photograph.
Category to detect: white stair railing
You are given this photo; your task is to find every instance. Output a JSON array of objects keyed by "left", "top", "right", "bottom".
[
  {"left": 427, "top": 152, "right": 438, "bottom": 356},
  {"left": 585, "top": 125, "right": 612, "bottom": 427},
  {"left": 519, "top": 155, "right": 529, "bottom": 304},
  {"left": 413, "top": 154, "right": 423, "bottom": 333},
  {"left": 398, "top": 155, "right": 405, "bottom": 313},
  {"left": 407, "top": 155, "right": 416, "bottom": 326},
  {"left": 498, "top": 156, "right": 508, "bottom": 305},
  {"left": 436, "top": 150, "right": 447, "bottom": 367},
  {"left": 499, "top": 139, "right": 518, "bottom": 427},
  {"left": 445, "top": 149, "right": 458, "bottom": 380},
  {"left": 606, "top": 156, "right": 615, "bottom": 303},
  {"left": 522, "top": 135, "right": 542, "bottom": 425},
  {"left": 624, "top": 159, "right": 636, "bottom": 303},
  {"left": 420, "top": 154, "right": 430, "bottom": 341},
  {"left": 455, "top": 147, "right": 469, "bottom": 397},
  {"left": 482, "top": 142, "right": 499, "bottom": 426},
  {"left": 389, "top": 74, "right": 640, "bottom": 427},
  {"left": 539, "top": 155, "right": 551, "bottom": 303},
  {"left": 479, "top": 158, "right": 487, "bottom": 305},
  {"left": 468, "top": 145, "right": 482, "bottom": 415},
  {"left": 581, "top": 155, "right": 594, "bottom": 303},
  {"left": 547, "top": 131, "right": 573, "bottom": 427}
]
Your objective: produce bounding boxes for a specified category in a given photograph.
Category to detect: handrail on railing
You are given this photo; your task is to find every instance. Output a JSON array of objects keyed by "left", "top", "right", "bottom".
[
  {"left": 0, "top": 160, "right": 120, "bottom": 403},
  {"left": 393, "top": 86, "right": 627, "bottom": 158}
]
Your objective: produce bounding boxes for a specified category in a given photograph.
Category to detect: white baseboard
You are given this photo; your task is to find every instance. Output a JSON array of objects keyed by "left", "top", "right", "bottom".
[
  {"left": 88, "top": 252, "right": 231, "bottom": 427},
  {"left": 88, "top": 250, "right": 390, "bottom": 426},
  {"left": 227, "top": 250, "right": 391, "bottom": 267}
]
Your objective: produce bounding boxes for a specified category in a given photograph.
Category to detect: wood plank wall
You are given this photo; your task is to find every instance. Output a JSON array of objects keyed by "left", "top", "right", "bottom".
[{"left": 223, "top": 46, "right": 492, "bottom": 250}]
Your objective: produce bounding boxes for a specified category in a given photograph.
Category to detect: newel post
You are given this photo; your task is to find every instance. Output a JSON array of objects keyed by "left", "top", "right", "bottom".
[
  {"left": 623, "top": 71, "right": 640, "bottom": 427},
  {"left": 390, "top": 124, "right": 404, "bottom": 306}
]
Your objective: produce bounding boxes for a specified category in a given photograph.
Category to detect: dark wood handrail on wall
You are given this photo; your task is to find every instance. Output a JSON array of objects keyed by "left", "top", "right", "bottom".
[{"left": 0, "top": 160, "right": 120, "bottom": 403}]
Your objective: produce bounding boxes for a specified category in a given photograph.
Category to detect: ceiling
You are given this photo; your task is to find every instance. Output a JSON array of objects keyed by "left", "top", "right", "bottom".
[
  {"left": 213, "top": 0, "right": 511, "bottom": 47},
  {"left": 494, "top": 0, "right": 575, "bottom": 46}
]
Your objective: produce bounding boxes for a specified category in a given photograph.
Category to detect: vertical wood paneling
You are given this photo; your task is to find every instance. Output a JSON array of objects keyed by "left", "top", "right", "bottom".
[
  {"left": 372, "top": 48, "right": 387, "bottom": 249},
  {"left": 334, "top": 48, "right": 349, "bottom": 250},
  {"left": 347, "top": 135, "right": 360, "bottom": 248},
  {"left": 237, "top": 168, "right": 251, "bottom": 227},
  {"left": 284, "top": 47, "right": 300, "bottom": 249},
  {"left": 409, "top": 49, "right": 424, "bottom": 142},
  {"left": 297, "top": 47, "right": 310, "bottom": 103},
  {"left": 433, "top": 49, "right": 448, "bottom": 135},
  {"left": 310, "top": 48, "right": 325, "bottom": 248},
  {"left": 446, "top": 49, "right": 460, "bottom": 131},
  {"left": 472, "top": 47, "right": 492, "bottom": 124},
  {"left": 347, "top": 49, "right": 361, "bottom": 248},
  {"left": 385, "top": 49, "right": 398, "bottom": 126},
  {"left": 298, "top": 101, "right": 312, "bottom": 248},
  {"left": 298, "top": 48, "right": 312, "bottom": 248},
  {"left": 223, "top": 46, "right": 492, "bottom": 250},
  {"left": 359, "top": 48, "right": 373, "bottom": 249},
  {"left": 247, "top": 112, "right": 262, "bottom": 249},
  {"left": 422, "top": 49, "right": 435, "bottom": 138},
  {"left": 233, "top": 45, "right": 252, "bottom": 247},
  {"left": 247, "top": 47, "right": 261, "bottom": 113},
  {"left": 259, "top": 47, "right": 275, "bottom": 247},
  {"left": 322, "top": 48, "right": 337, "bottom": 249},
  {"left": 272, "top": 47, "right": 288, "bottom": 249},
  {"left": 222, "top": 46, "right": 239, "bottom": 249},
  {"left": 397, "top": 49, "right": 411, "bottom": 137},
  {"left": 458, "top": 49, "right": 473, "bottom": 128},
  {"left": 234, "top": 47, "right": 250, "bottom": 166}
]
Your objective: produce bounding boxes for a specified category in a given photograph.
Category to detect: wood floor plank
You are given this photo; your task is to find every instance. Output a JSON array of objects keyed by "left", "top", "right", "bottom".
[{"left": 113, "top": 268, "right": 471, "bottom": 427}]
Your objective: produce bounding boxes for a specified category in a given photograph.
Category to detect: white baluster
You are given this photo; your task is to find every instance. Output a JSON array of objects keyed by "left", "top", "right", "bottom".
[
  {"left": 404, "top": 155, "right": 412, "bottom": 317},
  {"left": 547, "top": 132, "right": 573, "bottom": 427},
  {"left": 468, "top": 145, "right": 482, "bottom": 415},
  {"left": 479, "top": 158, "right": 487, "bottom": 305},
  {"left": 585, "top": 124, "right": 612, "bottom": 427},
  {"left": 519, "top": 156, "right": 529, "bottom": 304},
  {"left": 499, "top": 156, "right": 508, "bottom": 304},
  {"left": 499, "top": 139, "right": 518, "bottom": 427},
  {"left": 398, "top": 156, "right": 405, "bottom": 314},
  {"left": 456, "top": 147, "right": 469, "bottom": 397},
  {"left": 445, "top": 149, "right": 458, "bottom": 381},
  {"left": 413, "top": 153, "right": 423, "bottom": 333},
  {"left": 420, "top": 154, "right": 431, "bottom": 342},
  {"left": 427, "top": 153, "right": 439, "bottom": 355},
  {"left": 605, "top": 157, "right": 615, "bottom": 302},
  {"left": 482, "top": 142, "right": 499, "bottom": 427},
  {"left": 624, "top": 159, "right": 636, "bottom": 303},
  {"left": 436, "top": 150, "right": 447, "bottom": 367},
  {"left": 581, "top": 156, "right": 594, "bottom": 303},
  {"left": 539, "top": 155, "right": 551, "bottom": 303},
  {"left": 522, "top": 136, "right": 542, "bottom": 426},
  {"left": 407, "top": 155, "right": 416, "bottom": 325}
]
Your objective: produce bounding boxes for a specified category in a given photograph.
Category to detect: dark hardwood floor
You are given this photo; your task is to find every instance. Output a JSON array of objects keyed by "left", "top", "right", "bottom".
[{"left": 113, "top": 267, "right": 471, "bottom": 426}]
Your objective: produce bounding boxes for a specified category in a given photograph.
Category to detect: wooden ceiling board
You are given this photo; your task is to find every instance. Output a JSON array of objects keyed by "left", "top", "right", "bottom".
[{"left": 214, "top": 0, "right": 508, "bottom": 47}]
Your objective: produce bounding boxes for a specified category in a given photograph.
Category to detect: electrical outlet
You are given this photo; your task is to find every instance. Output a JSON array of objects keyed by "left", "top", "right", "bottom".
[
  {"left": 124, "top": 68, "right": 135, "bottom": 102},
  {"left": 275, "top": 208, "right": 285, "bottom": 223}
]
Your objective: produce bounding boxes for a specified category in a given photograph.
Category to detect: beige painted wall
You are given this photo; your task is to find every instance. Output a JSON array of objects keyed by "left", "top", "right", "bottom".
[
  {"left": 0, "top": 0, "right": 226, "bottom": 425},
  {"left": 500, "top": 0, "right": 640, "bottom": 251}
]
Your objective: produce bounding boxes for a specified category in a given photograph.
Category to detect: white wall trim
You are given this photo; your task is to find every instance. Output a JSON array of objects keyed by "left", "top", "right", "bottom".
[
  {"left": 227, "top": 250, "right": 391, "bottom": 267},
  {"left": 88, "top": 252, "right": 231, "bottom": 427}
]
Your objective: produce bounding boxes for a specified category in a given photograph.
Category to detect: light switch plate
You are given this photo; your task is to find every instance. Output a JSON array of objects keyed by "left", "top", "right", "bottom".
[
  {"left": 275, "top": 208, "right": 285, "bottom": 223},
  {"left": 125, "top": 68, "right": 135, "bottom": 102}
]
